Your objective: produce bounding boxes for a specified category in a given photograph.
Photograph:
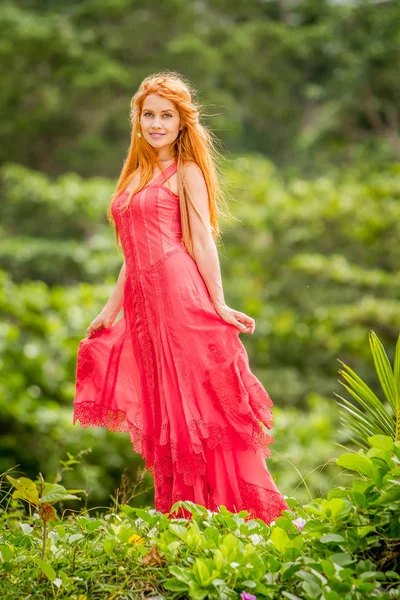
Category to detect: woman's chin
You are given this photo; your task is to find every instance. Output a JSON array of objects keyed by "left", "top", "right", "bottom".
[{"left": 145, "top": 136, "right": 176, "bottom": 148}]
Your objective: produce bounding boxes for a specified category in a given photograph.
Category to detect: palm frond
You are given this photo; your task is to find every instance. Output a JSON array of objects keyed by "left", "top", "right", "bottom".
[
  {"left": 335, "top": 330, "right": 399, "bottom": 447},
  {"left": 392, "top": 333, "right": 400, "bottom": 442},
  {"left": 337, "top": 366, "right": 394, "bottom": 434},
  {"left": 369, "top": 331, "right": 396, "bottom": 413}
]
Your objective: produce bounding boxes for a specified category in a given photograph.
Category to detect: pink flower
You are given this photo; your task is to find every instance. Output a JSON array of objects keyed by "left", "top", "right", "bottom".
[
  {"left": 240, "top": 592, "right": 257, "bottom": 600},
  {"left": 293, "top": 517, "right": 307, "bottom": 532}
]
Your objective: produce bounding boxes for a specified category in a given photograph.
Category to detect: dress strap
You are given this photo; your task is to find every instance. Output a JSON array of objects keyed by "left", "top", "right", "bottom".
[{"left": 150, "top": 161, "right": 177, "bottom": 188}]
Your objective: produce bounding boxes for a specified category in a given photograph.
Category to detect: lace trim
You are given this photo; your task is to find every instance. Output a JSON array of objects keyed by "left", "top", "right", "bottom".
[
  {"left": 75, "top": 339, "right": 96, "bottom": 394},
  {"left": 73, "top": 399, "right": 275, "bottom": 487},
  {"left": 247, "top": 380, "right": 274, "bottom": 428},
  {"left": 237, "top": 476, "right": 290, "bottom": 524},
  {"left": 153, "top": 477, "right": 289, "bottom": 525}
]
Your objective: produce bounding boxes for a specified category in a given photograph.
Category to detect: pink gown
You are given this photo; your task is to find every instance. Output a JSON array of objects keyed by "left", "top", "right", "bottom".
[{"left": 73, "top": 161, "right": 289, "bottom": 523}]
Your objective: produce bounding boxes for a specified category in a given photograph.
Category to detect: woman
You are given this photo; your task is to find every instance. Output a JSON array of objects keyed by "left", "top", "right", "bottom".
[{"left": 73, "top": 71, "right": 289, "bottom": 524}]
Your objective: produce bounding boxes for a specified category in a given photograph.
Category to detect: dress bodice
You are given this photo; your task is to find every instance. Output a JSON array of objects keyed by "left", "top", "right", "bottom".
[{"left": 112, "top": 162, "right": 185, "bottom": 275}]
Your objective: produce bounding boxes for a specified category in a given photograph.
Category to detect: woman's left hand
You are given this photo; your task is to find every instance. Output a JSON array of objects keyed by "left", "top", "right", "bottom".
[{"left": 215, "top": 303, "right": 255, "bottom": 334}]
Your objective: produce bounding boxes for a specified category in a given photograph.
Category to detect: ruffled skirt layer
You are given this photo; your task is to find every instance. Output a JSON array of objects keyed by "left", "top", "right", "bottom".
[{"left": 73, "top": 250, "right": 289, "bottom": 524}]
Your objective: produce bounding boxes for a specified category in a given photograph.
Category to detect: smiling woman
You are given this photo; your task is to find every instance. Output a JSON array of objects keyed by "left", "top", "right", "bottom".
[
  {"left": 72, "top": 70, "right": 289, "bottom": 524},
  {"left": 141, "top": 95, "right": 182, "bottom": 151}
]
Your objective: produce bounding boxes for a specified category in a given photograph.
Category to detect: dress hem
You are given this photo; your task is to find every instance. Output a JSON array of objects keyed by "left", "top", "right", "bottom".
[{"left": 72, "top": 396, "right": 276, "bottom": 481}]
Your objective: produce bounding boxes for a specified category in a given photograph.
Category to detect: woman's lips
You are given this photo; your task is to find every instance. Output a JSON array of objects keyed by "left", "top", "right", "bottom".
[{"left": 150, "top": 133, "right": 165, "bottom": 138}]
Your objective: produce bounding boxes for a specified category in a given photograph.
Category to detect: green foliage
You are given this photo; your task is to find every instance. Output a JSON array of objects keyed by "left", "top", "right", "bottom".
[
  {"left": 6, "top": 472, "right": 82, "bottom": 561},
  {"left": 0, "top": 267, "right": 156, "bottom": 508},
  {"left": 1, "top": 435, "right": 399, "bottom": 599},
  {"left": 0, "top": 162, "right": 121, "bottom": 284},
  {"left": 221, "top": 156, "right": 400, "bottom": 408},
  {"left": 0, "top": 0, "right": 399, "bottom": 176},
  {"left": 336, "top": 331, "right": 400, "bottom": 449}
]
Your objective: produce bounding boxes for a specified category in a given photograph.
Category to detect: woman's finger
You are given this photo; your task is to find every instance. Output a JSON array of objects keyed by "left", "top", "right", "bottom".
[
  {"left": 87, "top": 321, "right": 103, "bottom": 336},
  {"left": 234, "top": 318, "right": 247, "bottom": 331},
  {"left": 235, "top": 312, "right": 255, "bottom": 334}
]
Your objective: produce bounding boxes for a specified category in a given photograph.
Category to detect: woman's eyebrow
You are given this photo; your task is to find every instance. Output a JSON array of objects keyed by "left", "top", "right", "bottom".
[{"left": 142, "top": 108, "right": 175, "bottom": 113}]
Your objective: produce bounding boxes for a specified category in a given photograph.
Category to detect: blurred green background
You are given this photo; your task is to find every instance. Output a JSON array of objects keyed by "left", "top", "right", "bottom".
[{"left": 1, "top": 0, "right": 400, "bottom": 510}]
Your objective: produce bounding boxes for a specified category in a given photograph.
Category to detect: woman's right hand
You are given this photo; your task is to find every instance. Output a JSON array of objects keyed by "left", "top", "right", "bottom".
[{"left": 87, "top": 310, "right": 115, "bottom": 338}]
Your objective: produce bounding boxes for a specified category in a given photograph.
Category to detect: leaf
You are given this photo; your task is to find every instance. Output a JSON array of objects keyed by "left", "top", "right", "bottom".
[
  {"left": 320, "top": 559, "right": 335, "bottom": 577},
  {"left": 370, "top": 331, "right": 396, "bottom": 414},
  {"left": 203, "top": 526, "right": 219, "bottom": 544},
  {"left": 336, "top": 336, "right": 397, "bottom": 447},
  {"left": 214, "top": 549, "right": 225, "bottom": 571},
  {"left": 325, "top": 592, "right": 340, "bottom": 600},
  {"left": 0, "top": 545, "right": 13, "bottom": 562},
  {"left": 322, "top": 498, "right": 347, "bottom": 520},
  {"left": 373, "top": 486, "right": 400, "bottom": 505},
  {"left": 337, "top": 398, "right": 387, "bottom": 444},
  {"left": 368, "top": 435, "right": 395, "bottom": 451},
  {"left": 169, "top": 565, "right": 192, "bottom": 584},
  {"left": 296, "top": 570, "right": 320, "bottom": 584},
  {"left": 287, "top": 535, "right": 305, "bottom": 551},
  {"left": 141, "top": 544, "right": 166, "bottom": 566},
  {"left": 6, "top": 476, "right": 40, "bottom": 505},
  {"left": 270, "top": 527, "right": 290, "bottom": 553},
  {"left": 194, "top": 558, "right": 211, "bottom": 586},
  {"left": 68, "top": 533, "right": 84, "bottom": 543},
  {"left": 55, "top": 525, "right": 67, "bottom": 539},
  {"left": 242, "top": 580, "right": 257, "bottom": 588},
  {"left": 303, "top": 580, "right": 322, "bottom": 598},
  {"left": 264, "top": 555, "right": 281, "bottom": 573},
  {"left": 103, "top": 538, "right": 116, "bottom": 556},
  {"left": 320, "top": 534, "right": 345, "bottom": 543},
  {"left": 182, "top": 500, "right": 208, "bottom": 516},
  {"left": 282, "top": 593, "right": 302, "bottom": 600},
  {"left": 221, "top": 533, "right": 239, "bottom": 550},
  {"left": 40, "top": 483, "right": 80, "bottom": 503},
  {"left": 132, "top": 508, "right": 158, "bottom": 525},
  {"left": 282, "top": 563, "right": 302, "bottom": 581},
  {"left": 33, "top": 557, "right": 56, "bottom": 581},
  {"left": 169, "top": 523, "right": 188, "bottom": 541},
  {"left": 330, "top": 552, "right": 354, "bottom": 566},
  {"left": 357, "top": 525, "right": 376, "bottom": 537},
  {"left": 386, "top": 571, "right": 400, "bottom": 580},
  {"left": 163, "top": 578, "right": 189, "bottom": 592},
  {"left": 337, "top": 453, "right": 381, "bottom": 483},
  {"left": 393, "top": 333, "right": 400, "bottom": 441},
  {"left": 338, "top": 363, "right": 393, "bottom": 431}
]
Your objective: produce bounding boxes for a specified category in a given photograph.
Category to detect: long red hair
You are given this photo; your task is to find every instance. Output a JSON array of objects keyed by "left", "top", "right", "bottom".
[{"left": 106, "top": 70, "right": 233, "bottom": 259}]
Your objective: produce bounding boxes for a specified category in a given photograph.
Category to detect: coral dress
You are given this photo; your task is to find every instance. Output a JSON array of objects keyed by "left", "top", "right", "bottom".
[{"left": 73, "top": 161, "right": 289, "bottom": 523}]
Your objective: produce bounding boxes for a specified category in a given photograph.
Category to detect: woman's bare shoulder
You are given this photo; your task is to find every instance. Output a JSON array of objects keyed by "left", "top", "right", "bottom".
[{"left": 182, "top": 160, "right": 203, "bottom": 179}]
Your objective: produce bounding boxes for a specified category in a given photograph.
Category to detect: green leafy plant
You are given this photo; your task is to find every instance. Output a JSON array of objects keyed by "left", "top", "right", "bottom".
[
  {"left": 336, "top": 331, "right": 400, "bottom": 449},
  {"left": 2, "top": 442, "right": 400, "bottom": 599},
  {"left": 6, "top": 472, "right": 82, "bottom": 562}
]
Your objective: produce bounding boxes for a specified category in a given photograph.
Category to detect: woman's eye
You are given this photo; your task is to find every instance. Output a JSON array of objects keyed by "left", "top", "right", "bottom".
[{"left": 143, "top": 113, "right": 172, "bottom": 117}]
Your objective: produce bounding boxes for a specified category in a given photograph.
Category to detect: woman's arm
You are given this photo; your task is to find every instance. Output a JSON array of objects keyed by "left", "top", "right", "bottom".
[
  {"left": 185, "top": 164, "right": 225, "bottom": 309},
  {"left": 101, "top": 259, "right": 126, "bottom": 320},
  {"left": 184, "top": 164, "right": 255, "bottom": 334},
  {"left": 87, "top": 260, "right": 126, "bottom": 336}
]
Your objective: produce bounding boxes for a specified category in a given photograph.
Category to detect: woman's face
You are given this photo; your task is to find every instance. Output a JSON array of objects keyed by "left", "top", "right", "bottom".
[{"left": 140, "top": 93, "right": 181, "bottom": 153}]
